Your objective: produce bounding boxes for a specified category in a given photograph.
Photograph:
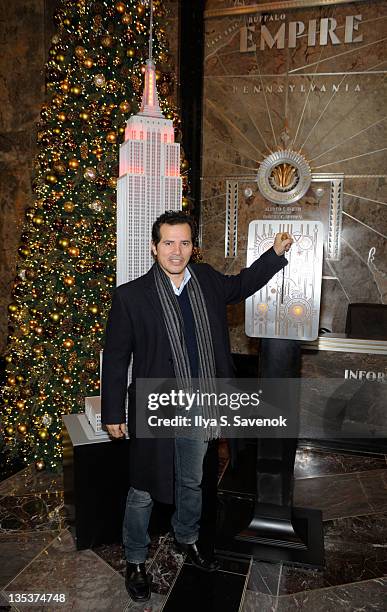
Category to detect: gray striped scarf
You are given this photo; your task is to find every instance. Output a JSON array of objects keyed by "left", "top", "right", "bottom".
[{"left": 153, "top": 262, "right": 220, "bottom": 440}]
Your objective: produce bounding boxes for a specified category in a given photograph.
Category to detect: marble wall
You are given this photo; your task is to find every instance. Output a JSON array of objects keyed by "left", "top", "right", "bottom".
[
  {"left": 0, "top": 0, "right": 57, "bottom": 354},
  {"left": 202, "top": 0, "right": 387, "bottom": 352}
]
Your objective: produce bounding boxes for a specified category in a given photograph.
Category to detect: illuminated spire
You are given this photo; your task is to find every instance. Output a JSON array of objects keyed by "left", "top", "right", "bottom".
[
  {"left": 139, "top": 59, "right": 163, "bottom": 118},
  {"left": 139, "top": 0, "right": 163, "bottom": 118}
]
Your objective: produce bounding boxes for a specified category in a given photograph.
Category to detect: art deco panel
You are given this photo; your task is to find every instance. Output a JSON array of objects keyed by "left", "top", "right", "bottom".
[{"left": 245, "top": 220, "right": 323, "bottom": 340}]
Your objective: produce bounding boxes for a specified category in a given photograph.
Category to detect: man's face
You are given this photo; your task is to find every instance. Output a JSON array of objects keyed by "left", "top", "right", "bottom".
[{"left": 151, "top": 223, "right": 193, "bottom": 281}]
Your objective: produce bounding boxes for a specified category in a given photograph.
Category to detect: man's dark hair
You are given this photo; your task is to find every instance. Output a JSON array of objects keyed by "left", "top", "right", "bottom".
[{"left": 152, "top": 211, "right": 197, "bottom": 245}]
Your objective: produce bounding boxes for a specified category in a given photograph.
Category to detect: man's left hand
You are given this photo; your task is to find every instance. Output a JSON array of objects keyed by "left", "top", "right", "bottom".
[{"left": 273, "top": 232, "right": 293, "bottom": 256}]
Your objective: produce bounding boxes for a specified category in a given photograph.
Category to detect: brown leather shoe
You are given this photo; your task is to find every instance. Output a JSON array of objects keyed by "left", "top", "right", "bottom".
[
  {"left": 176, "top": 542, "right": 220, "bottom": 572},
  {"left": 125, "top": 562, "right": 152, "bottom": 601}
]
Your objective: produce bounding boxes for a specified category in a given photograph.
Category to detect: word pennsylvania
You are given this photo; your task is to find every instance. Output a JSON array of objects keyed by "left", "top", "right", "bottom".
[{"left": 231, "top": 83, "right": 361, "bottom": 95}]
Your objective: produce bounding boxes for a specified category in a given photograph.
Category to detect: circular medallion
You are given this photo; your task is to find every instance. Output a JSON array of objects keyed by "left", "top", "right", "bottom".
[{"left": 257, "top": 150, "right": 312, "bottom": 205}]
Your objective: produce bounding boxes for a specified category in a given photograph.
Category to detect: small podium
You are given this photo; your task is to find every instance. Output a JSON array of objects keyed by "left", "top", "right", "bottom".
[{"left": 62, "top": 413, "right": 131, "bottom": 550}]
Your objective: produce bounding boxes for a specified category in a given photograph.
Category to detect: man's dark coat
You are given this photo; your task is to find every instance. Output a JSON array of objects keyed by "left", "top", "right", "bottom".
[{"left": 101, "top": 247, "right": 287, "bottom": 504}]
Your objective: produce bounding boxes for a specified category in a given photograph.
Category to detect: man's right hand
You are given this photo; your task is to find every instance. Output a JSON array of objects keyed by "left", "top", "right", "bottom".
[{"left": 105, "top": 423, "right": 127, "bottom": 439}]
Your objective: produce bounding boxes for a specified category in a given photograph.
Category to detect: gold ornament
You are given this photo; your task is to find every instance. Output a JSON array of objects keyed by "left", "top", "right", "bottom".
[
  {"left": 35, "top": 326, "right": 44, "bottom": 336},
  {"left": 106, "top": 275, "right": 115, "bottom": 284},
  {"left": 127, "top": 48, "right": 135, "bottom": 58},
  {"left": 79, "top": 111, "right": 89, "bottom": 121},
  {"left": 50, "top": 311, "right": 61, "bottom": 323},
  {"left": 55, "top": 293, "right": 67, "bottom": 306},
  {"left": 35, "top": 460, "right": 46, "bottom": 471},
  {"left": 60, "top": 81, "right": 70, "bottom": 92},
  {"left": 106, "top": 131, "right": 117, "bottom": 143},
  {"left": 106, "top": 80, "right": 118, "bottom": 93},
  {"left": 17, "top": 423, "right": 28, "bottom": 435},
  {"left": 75, "top": 259, "right": 91, "bottom": 273},
  {"left": 20, "top": 324, "right": 29, "bottom": 335},
  {"left": 57, "top": 112, "right": 67, "bottom": 122},
  {"left": 5, "top": 425, "right": 14, "bottom": 436},
  {"left": 8, "top": 303, "right": 18, "bottom": 314},
  {"left": 16, "top": 399, "right": 26, "bottom": 410},
  {"left": 68, "top": 246, "right": 80, "bottom": 257},
  {"left": 7, "top": 376, "right": 16, "bottom": 386},
  {"left": 159, "top": 82, "right": 169, "bottom": 96},
  {"left": 71, "top": 85, "right": 82, "bottom": 95},
  {"left": 88, "top": 304, "right": 99, "bottom": 315},
  {"left": 122, "top": 13, "right": 132, "bottom": 24},
  {"left": 63, "top": 375, "right": 72, "bottom": 385},
  {"left": 33, "top": 345, "right": 43, "bottom": 356},
  {"left": 63, "top": 201, "right": 75, "bottom": 212},
  {"left": 58, "top": 237, "right": 70, "bottom": 248},
  {"left": 89, "top": 199, "right": 103, "bottom": 213},
  {"left": 83, "top": 57, "right": 94, "bottom": 68},
  {"left": 18, "top": 245, "right": 30, "bottom": 258},
  {"left": 53, "top": 162, "right": 66, "bottom": 175},
  {"left": 131, "top": 75, "right": 141, "bottom": 91},
  {"left": 115, "top": 1, "right": 126, "bottom": 13},
  {"left": 119, "top": 100, "right": 131, "bottom": 113},
  {"left": 101, "top": 35, "right": 113, "bottom": 48},
  {"left": 38, "top": 428, "right": 49, "bottom": 440},
  {"left": 32, "top": 214, "right": 44, "bottom": 225},
  {"left": 63, "top": 275, "right": 75, "bottom": 287},
  {"left": 84, "top": 167, "right": 97, "bottom": 181},
  {"left": 85, "top": 359, "right": 98, "bottom": 372},
  {"left": 75, "top": 46, "right": 86, "bottom": 58},
  {"left": 108, "top": 176, "right": 117, "bottom": 188},
  {"left": 80, "top": 141, "right": 89, "bottom": 160},
  {"left": 94, "top": 74, "right": 106, "bottom": 88},
  {"left": 45, "top": 174, "right": 57, "bottom": 185},
  {"left": 100, "top": 291, "right": 111, "bottom": 302},
  {"left": 68, "top": 159, "right": 79, "bottom": 170},
  {"left": 63, "top": 338, "right": 74, "bottom": 349}
]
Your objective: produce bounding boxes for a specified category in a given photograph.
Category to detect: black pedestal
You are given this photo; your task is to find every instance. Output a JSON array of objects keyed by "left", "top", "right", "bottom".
[
  {"left": 216, "top": 491, "right": 324, "bottom": 568},
  {"left": 63, "top": 414, "right": 131, "bottom": 549},
  {"left": 217, "top": 340, "right": 324, "bottom": 568}
]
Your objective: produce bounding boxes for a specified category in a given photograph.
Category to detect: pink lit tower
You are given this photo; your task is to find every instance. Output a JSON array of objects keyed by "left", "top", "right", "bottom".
[{"left": 116, "top": 2, "right": 182, "bottom": 286}]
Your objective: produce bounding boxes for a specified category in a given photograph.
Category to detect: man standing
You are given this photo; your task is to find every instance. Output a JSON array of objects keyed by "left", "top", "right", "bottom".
[{"left": 101, "top": 211, "right": 292, "bottom": 602}]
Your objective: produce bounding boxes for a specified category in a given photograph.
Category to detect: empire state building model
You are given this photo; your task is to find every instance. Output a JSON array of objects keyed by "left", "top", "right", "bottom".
[{"left": 116, "top": 56, "right": 182, "bottom": 286}]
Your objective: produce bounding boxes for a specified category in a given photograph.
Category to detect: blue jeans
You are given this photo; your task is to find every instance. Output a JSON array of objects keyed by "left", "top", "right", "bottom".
[{"left": 123, "top": 437, "right": 208, "bottom": 563}]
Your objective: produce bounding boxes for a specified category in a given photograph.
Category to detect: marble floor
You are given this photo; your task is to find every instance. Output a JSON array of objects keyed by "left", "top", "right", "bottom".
[{"left": 0, "top": 446, "right": 386, "bottom": 611}]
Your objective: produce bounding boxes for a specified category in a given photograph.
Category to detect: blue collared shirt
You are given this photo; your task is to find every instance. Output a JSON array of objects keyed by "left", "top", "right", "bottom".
[{"left": 170, "top": 267, "right": 191, "bottom": 296}]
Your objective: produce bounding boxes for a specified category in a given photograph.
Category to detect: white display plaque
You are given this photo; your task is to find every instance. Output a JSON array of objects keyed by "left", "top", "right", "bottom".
[{"left": 245, "top": 220, "right": 324, "bottom": 341}]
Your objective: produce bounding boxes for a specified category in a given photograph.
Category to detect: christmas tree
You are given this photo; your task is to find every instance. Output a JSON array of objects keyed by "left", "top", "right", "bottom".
[{"left": 0, "top": 0, "right": 189, "bottom": 475}]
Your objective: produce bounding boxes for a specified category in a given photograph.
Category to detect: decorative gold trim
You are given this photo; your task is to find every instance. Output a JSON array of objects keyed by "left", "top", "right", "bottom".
[
  {"left": 205, "top": 0, "right": 369, "bottom": 19},
  {"left": 302, "top": 335, "right": 387, "bottom": 355}
]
